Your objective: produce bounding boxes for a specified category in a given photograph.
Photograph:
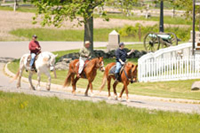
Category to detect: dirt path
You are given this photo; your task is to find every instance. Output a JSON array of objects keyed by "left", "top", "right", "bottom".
[{"left": 0, "top": 10, "right": 187, "bottom": 41}]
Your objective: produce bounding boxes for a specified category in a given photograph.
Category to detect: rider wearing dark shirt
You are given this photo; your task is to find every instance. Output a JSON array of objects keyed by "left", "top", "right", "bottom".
[
  {"left": 115, "top": 42, "right": 134, "bottom": 80},
  {"left": 115, "top": 48, "right": 127, "bottom": 62}
]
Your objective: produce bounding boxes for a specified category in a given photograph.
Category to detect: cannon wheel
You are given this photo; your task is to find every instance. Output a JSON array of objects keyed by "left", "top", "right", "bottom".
[
  {"left": 144, "top": 32, "right": 160, "bottom": 52},
  {"left": 161, "top": 32, "right": 178, "bottom": 48}
]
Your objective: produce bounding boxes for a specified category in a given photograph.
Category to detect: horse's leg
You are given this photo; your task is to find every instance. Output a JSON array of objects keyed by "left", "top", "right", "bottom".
[
  {"left": 113, "top": 81, "right": 119, "bottom": 100},
  {"left": 85, "top": 83, "right": 90, "bottom": 96},
  {"left": 107, "top": 77, "right": 111, "bottom": 100},
  {"left": 36, "top": 71, "right": 41, "bottom": 91},
  {"left": 44, "top": 71, "right": 51, "bottom": 91},
  {"left": 89, "top": 82, "right": 94, "bottom": 97},
  {"left": 119, "top": 86, "right": 125, "bottom": 101},
  {"left": 72, "top": 77, "right": 79, "bottom": 95},
  {"left": 124, "top": 83, "right": 130, "bottom": 102},
  {"left": 28, "top": 72, "right": 35, "bottom": 90},
  {"left": 17, "top": 66, "right": 24, "bottom": 89}
]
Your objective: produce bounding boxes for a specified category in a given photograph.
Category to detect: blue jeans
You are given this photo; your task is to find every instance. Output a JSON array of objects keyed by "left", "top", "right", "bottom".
[
  {"left": 115, "top": 62, "right": 122, "bottom": 74},
  {"left": 30, "top": 53, "right": 36, "bottom": 67}
]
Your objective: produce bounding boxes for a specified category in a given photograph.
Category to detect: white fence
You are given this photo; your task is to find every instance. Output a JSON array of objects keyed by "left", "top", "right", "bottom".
[{"left": 138, "top": 43, "right": 200, "bottom": 82}]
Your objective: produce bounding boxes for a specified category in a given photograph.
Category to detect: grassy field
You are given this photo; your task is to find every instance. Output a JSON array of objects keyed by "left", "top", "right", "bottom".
[
  {"left": 10, "top": 28, "right": 141, "bottom": 42},
  {"left": 10, "top": 25, "right": 191, "bottom": 42},
  {"left": 0, "top": 91, "right": 199, "bottom": 133},
  {"left": 99, "top": 14, "right": 193, "bottom": 25},
  {"left": 8, "top": 48, "right": 200, "bottom": 100},
  {"left": 0, "top": 5, "right": 37, "bottom": 13},
  {"left": 0, "top": 5, "right": 192, "bottom": 26}
]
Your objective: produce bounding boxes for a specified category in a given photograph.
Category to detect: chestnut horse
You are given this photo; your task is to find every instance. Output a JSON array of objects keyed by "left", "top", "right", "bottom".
[
  {"left": 63, "top": 57, "right": 105, "bottom": 96},
  {"left": 99, "top": 62, "right": 137, "bottom": 102}
]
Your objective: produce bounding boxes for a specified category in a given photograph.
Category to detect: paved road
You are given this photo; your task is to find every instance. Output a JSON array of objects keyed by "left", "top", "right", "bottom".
[
  {"left": 0, "top": 41, "right": 200, "bottom": 114},
  {"left": 0, "top": 41, "right": 142, "bottom": 58}
]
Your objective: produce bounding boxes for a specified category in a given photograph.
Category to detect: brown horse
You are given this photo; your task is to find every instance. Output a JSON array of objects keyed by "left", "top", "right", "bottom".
[
  {"left": 99, "top": 62, "right": 138, "bottom": 102},
  {"left": 63, "top": 57, "right": 105, "bottom": 96}
]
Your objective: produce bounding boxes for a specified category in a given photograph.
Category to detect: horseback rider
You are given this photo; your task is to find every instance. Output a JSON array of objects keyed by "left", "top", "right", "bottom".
[
  {"left": 115, "top": 42, "right": 134, "bottom": 80},
  {"left": 77, "top": 41, "right": 91, "bottom": 78},
  {"left": 29, "top": 35, "right": 41, "bottom": 71}
]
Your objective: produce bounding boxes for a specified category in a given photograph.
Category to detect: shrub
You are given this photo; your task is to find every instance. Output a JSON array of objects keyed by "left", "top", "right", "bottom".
[{"left": 118, "top": 23, "right": 191, "bottom": 42}]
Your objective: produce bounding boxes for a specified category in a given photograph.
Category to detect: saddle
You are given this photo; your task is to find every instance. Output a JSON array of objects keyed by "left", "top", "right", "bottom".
[
  {"left": 109, "top": 65, "right": 124, "bottom": 76},
  {"left": 26, "top": 53, "right": 40, "bottom": 72}
]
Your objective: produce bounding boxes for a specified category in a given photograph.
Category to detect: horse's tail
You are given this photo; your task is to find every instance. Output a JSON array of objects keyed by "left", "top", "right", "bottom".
[
  {"left": 99, "top": 73, "right": 107, "bottom": 92},
  {"left": 63, "top": 71, "right": 73, "bottom": 87},
  {"left": 10, "top": 69, "right": 20, "bottom": 82}
]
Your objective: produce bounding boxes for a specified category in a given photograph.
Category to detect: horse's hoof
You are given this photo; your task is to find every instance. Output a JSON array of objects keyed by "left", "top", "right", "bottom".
[
  {"left": 90, "top": 93, "right": 94, "bottom": 97},
  {"left": 46, "top": 85, "right": 50, "bottom": 91},
  {"left": 72, "top": 91, "right": 76, "bottom": 96},
  {"left": 85, "top": 93, "right": 88, "bottom": 97},
  {"left": 108, "top": 96, "right": 111, "bottom": 100},
  {"left": 31, "top": 87, "right": 36, "bottom": 90},
  {"left": 17, "top": 86, "right": 21, "bottom": 89},
  {"left": 127, "top": 99, "right": 130, "bottom": 102},
  {"left": 37, "top": 87, "right": 41, "bottom": 91},
  {"left": 46, "top": 87, "right": 50, "bottom": 91},
  {"left": 118, "top": 98, "right": 122, "bottom": 102},
  {"left": 114, "top": 96, "right": 118, "bottom": 100}
]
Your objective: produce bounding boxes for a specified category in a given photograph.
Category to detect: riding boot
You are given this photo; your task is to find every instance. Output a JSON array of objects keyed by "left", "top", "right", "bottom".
[
  {"left": 30, "top": 65, "right": 37, "bottom": 72},
  {"left": 30, "top": 66, "right": 34, "bottom": 71},
  {"left": 115, "top": 73, "right": 119, "bottom": 81}
]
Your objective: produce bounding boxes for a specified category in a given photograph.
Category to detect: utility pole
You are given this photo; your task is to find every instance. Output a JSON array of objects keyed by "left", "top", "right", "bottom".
[
  {"left": 159, "top": 0, "right": 164, "bottom": 32},
  {"left": 193, "top": 0, "right": 196, "bottom": 55}
]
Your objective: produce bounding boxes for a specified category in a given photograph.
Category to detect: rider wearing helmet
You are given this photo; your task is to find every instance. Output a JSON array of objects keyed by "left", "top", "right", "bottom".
[
  {"left": 77, "top": 41, "right": 91, "bottom": 78},
  {"left": 115, "top": 42, "right": 134, "bottom": 80},
  {"left": 29, "top": 35, "right": 41, "bottom": 71}
]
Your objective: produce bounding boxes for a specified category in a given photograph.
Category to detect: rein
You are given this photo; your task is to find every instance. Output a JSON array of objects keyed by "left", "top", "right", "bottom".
[{"left": 123, "top": 64, "right": 136, "bottom": 83}]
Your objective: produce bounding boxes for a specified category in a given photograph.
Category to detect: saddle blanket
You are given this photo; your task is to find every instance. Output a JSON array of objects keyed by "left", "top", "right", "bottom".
[{"left": 109, "top": 65, "right": 116, "bottom": 75}]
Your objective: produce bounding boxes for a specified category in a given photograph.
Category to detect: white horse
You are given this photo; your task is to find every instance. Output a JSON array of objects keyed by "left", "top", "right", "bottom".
[{"left": 12, "top": 51, "right": 58, "bottom": 91}]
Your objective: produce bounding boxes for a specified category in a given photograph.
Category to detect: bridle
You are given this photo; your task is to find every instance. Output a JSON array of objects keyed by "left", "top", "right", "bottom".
[
  {"left": 123, "top": 64, "right": 137, "bottom": 83},
  {"left": 48, "top": 55, "right": 55, "bottom": 71},
  {"left": 95, "top": 58, "right": 104, "bottom": 71}
]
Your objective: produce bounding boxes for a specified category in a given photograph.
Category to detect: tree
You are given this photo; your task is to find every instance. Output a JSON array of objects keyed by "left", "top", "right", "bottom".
[
  {"left": 107, "top": 0, "right": 137, "bottom": 16},
  {"left": 171, "top": 0, "right": 200, "bottom": 31},
  {"left": 29, "top": 0, "right": 138, "bottom": 52},
  {"left": 30, "top": 0, "right": 106, "bottom": 52}
]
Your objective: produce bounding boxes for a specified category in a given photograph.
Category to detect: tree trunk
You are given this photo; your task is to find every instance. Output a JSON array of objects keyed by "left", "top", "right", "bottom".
[{"left": 84, "top": 9, "right": 94, "bottom": 53}]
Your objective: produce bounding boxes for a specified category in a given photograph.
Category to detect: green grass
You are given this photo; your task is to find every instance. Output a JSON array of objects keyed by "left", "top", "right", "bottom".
[
  {"left": 0, "top": 4, "right": 191, "bottom": 25},
  {"left": 10, "top": 28, "right": 113, "bottom": 41},
  {"left": 0, "top": 91, "right": 199, "bottom": 133},
  {"left": 10, "top": 26, "right": 191, "bottom": 42},
  {"left": 0, "top": 6, "right": 37, "bottom": 13},
  {"left": 95, "top": 14, "right": 193, "bottom": 25},
  {"left": 8, "top": 49, "right": 200, "bottom": 100},
  {"left": 10, "top": 28, "right": 142, "bottom": 42}
]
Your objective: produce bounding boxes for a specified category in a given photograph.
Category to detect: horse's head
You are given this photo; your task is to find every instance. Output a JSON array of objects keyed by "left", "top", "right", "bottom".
[
  {"left": 96, "top": 57, "right": 105, "bottom": 72},
  {"left": 125, "top": 62, "right": 138, "bottom": 83},
  {"left": 131, "top": 64, "right": 138, "bottom": 82},
  {"left": 48, "top": 53, "right": 58, "bottom": 78},
  {"left": 49, "top": 54, "right": 58, "bottom": 71}
]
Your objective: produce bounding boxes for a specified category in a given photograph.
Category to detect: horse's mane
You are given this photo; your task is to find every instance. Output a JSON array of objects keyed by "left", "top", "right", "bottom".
[
  {"left": 85, "top": 57, "right": 100, "bottom": 72},
  {"left": 87, "top": 57, "right": 98, "bottom": 66}
]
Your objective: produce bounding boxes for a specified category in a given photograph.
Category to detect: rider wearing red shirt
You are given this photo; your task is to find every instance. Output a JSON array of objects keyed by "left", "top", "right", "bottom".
[{"left": 29, "top": 35, "right": 41, "bottom": 71}]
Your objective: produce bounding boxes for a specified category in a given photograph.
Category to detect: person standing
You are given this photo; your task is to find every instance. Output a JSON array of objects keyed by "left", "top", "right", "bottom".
[
  {"left": 77, "top": 41, "right": 91, "bottom": 78},
  {"left": 29, "top": 35, "right": 41, "bottom": 71},
  {"left": 115, "top": 42, "right": 134, "bottom": 80}
]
